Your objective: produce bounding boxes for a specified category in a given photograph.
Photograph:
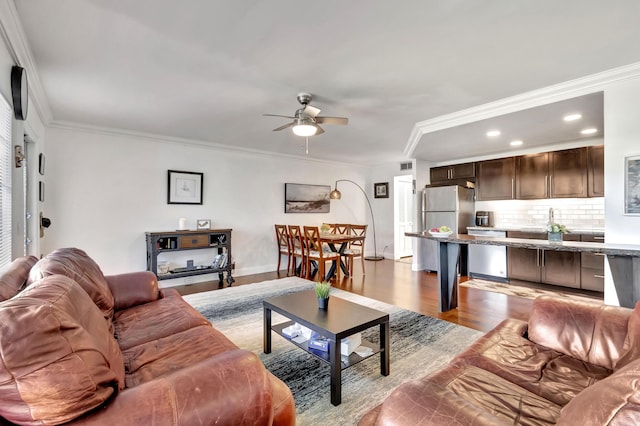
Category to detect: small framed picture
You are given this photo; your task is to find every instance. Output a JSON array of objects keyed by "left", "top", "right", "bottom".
[
  {"left": 168, "top": 170, "right": 203, "bottom": 205},
  {"left": 374, "top": 182, "right": 389, "bottom": 199},
  {"left": 625, "top": 154, "right": 640, "bottom": 215},
  {"left": 197, "top": 219, "right": 211, "bottom": 230}
]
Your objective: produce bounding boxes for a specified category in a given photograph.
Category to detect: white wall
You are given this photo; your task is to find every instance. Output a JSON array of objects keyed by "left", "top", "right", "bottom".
[
  {"left": 603, "top": 76, "right": 640, "bottom": 304},
  {"left": 43, "top": 126, "right": 376, "bottom": 284}
]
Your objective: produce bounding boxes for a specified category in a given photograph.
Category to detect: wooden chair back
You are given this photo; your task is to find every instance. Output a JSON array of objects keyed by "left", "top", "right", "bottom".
[
  {"left": 275, "top": 224, "right": 290, "bottom": 252},
  {"left": 288, "top": 225, "right": 304, "bottom": 252},
  {"left": 334, "top": 224, "right": 351, "bottom": 235},
  {"left": 349, "top": 224, "right": 367, "bottom": 249}
]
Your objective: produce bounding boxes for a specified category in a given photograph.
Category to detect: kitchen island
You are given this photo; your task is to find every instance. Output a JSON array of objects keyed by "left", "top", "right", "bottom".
[{"left": 406, "top": 232, "right": 640, "bottom": 312}]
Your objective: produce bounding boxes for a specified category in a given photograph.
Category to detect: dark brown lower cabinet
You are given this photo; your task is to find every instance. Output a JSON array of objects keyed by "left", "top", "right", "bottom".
[
  {"left": 507, "top": 231, "right": 581, "bottom": 289},
  {"left": 580, "top": 234, "right": 605, "bottom": 292}
]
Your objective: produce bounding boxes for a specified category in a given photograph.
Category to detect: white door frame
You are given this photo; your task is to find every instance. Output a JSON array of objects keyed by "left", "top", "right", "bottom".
[{"left": 393, "top": 175, "right": 414, "bottom": 259}]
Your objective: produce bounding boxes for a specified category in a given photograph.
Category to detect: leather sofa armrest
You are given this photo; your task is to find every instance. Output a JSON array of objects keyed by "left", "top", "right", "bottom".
[
  {"left": 71, "top": 349, "right": 281, "bottom": 426},
  {"left": 105, "top": 271, "right": 160, "bottom": 311}
]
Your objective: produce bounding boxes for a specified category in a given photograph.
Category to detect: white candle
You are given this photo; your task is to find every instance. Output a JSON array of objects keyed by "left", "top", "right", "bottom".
[{"left": 178, "top": 218, "right": 187, "bottom": 230}]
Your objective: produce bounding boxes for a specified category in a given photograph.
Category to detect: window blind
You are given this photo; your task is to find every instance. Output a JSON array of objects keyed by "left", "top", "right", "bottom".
[{"left": 0, "top": 95, "right": 12, "bottom": 267}]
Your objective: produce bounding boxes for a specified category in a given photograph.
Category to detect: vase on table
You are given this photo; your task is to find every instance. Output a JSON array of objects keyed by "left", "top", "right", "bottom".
[
  {"left": 548, "top": 232, "right": 563, "bottom": 243},
  {"left": 317, "top": 297, "right": 329, "bottom": 310}
]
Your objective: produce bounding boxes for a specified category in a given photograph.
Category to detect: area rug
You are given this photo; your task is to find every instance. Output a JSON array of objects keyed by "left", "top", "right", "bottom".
[
  {"left": 460, "top": 278, "right": 603, "bottom": 303},
  {"left": 183, "top": 277, "right": 482, "bottom": 425}
]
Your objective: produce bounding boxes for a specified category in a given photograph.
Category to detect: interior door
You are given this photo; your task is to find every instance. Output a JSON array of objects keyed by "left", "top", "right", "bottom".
[{"left": 394, "top": 177, "right": 413, "bottom": 259}]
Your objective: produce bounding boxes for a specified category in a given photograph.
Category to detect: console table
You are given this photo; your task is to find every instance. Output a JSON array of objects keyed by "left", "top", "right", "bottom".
[
  {"left": 406, "top": 232, "right": 640, "bottom": 311},
  {"left": 145, "top": 229, "right": 234, "bottom": 286}
]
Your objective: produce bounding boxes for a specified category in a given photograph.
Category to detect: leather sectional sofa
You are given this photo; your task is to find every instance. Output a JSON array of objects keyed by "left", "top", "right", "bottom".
[
  {"left": 0, "top": 248, "right": 295, "bottom": 425},
  {"left": 360, "top": 295, "right": 640, "bottom": 425}
]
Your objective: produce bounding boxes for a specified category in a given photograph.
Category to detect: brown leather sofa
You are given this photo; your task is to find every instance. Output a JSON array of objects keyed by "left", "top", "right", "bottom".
[
  {"left": 360, "top": 295, "right": 640, "bottom": 425},
  {"left": 0, "top": 249, "right": 295, "bottom": 425}
]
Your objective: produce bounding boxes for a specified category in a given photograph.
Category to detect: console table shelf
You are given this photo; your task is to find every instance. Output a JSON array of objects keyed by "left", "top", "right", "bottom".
[{"left": 145, "top": 229, "right": 234, "bottom": 286}]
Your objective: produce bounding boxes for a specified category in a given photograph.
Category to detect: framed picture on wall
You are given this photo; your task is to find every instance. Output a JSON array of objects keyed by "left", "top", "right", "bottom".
[
  {"left": 374, "top": 182, "right": 389, "bottom": 199},
  {"left": 625, "top": 155, "right": 640, "bottom": 215},
  {"left": 284, "top": 183, "right": 330, "bottom": 213},
  {"left": 167, "top": 170, "right": 203, "bottom": 205}
]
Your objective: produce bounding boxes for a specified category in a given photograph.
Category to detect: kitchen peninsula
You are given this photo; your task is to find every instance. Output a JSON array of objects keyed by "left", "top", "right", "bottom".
[{"left": 406, "top": 232, "right": 640, "bottom": 312}]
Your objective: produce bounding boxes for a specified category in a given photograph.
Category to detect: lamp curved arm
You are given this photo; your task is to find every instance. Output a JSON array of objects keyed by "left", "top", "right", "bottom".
[{"left": 331, "top": 180, "right": 382, "bottom": 260}]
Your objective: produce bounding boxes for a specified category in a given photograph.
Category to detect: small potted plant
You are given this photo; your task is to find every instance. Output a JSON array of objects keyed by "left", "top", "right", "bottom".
[
  {"left": 547, "top": 223, "right": 569, "bottom": 243},
  {"left": 315, "top": 281, "right": 331, "bottom": 309}
]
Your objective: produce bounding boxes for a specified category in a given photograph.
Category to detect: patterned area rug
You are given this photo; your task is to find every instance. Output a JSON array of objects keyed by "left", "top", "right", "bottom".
[
  {"left": 460, "top": 278, "right": 603, "bottom": 303},
  {"left": 183, "top": 277, "right": 482, "bottom": 425}
]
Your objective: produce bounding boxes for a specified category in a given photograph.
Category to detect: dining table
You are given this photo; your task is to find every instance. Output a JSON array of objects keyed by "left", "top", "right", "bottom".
[{"left": 319, "top": 233, "right": 365, "bottom": 279}]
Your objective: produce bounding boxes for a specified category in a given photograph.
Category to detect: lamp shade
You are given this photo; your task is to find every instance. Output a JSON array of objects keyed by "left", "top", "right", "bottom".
[{"left": 292, "top": 118, "right": 318, "bottom": 136}]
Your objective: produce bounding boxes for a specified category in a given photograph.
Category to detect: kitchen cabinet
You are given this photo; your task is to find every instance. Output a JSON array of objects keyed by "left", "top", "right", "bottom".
[
  {"left": 476, "top": 157, "right": 515, "bottom": 201},
  {"left": 549, "top": 148, "right": 588, "bottom": 198},
  {"left": 515, "top": 148, "right": 589, "bottom": 199},
  {"left": 515, "top": 153, "right": 549, "bottom": 199},
  {"left": 587, "top": 145, "right": 605, "bottom": 197},
  {"left": 580, "top": 234, "right": 605, "bottom": 292},
  {"left": 430, "top": 162, "right": 475, "bottom": 184},
  {"left": 506, "top": 231, "right": 581, "bottom": 288}
]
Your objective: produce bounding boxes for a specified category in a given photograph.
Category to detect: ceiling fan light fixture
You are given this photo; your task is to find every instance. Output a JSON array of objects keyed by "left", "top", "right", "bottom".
[{"left": 292, "top": 118, "right": 317, "bottom": 136}]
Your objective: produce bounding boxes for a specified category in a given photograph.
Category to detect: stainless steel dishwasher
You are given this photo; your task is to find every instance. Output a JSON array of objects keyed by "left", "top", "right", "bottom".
[{"left": 468, "top": 229, "right": 508, "bottom": 282}]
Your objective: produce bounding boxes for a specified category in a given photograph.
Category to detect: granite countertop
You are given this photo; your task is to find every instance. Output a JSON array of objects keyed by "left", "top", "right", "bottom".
[
  {"left": 405, "top": 232, "right": 640, "bottom": 256},
  {"left": 466, "top": 226, "right": 605, "bottom": 235}
]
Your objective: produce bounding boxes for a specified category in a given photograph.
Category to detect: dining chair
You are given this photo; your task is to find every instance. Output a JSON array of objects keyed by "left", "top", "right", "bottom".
[
  {"left": 303, "top": 226, "right": 341, "bottom": 281},
  {"left": 288, "top": 225, "right": 306, "bottom": 277},
  {"left": 334, "top": 224, "right": 350, "bottom": 235},
  {"left": 344, "top": 224, "right": 367, "bottom": 275},
  {"left": 274, "top": 225, "right": 292, "bottom": 275}
]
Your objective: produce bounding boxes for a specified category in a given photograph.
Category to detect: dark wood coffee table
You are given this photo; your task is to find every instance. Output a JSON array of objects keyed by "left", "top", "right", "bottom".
[{"left": 263, "top": 290, "right": 390, "bottom": 406}]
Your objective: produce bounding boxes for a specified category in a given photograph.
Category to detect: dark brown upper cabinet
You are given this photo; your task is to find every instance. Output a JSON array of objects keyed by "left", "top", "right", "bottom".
[
  {"left": 549, "top": 148, "right": 588, "bottom": 198},
  {"left": 476, "top": 157, "right": 515, "bottom": 201},
  {"left": 515, "top": 152, "right": 549, "bottom": 199},
  {"left": 587, "top": 145, "right": 605, "bottom": 197},
  {"left": 430, "top": 162, "right": 475, "bottom": 184}
]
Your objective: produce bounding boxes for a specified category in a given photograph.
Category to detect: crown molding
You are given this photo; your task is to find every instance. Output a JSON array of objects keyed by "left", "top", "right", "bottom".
[
  {"left": 0, "top": 0, "right": 53, "bottom": 125},
  {"left": 49, "top": 120, "right": 371, "bottom": 169},
  {"left": 404, "top": 61, "right": 640, "bottom": 158}
]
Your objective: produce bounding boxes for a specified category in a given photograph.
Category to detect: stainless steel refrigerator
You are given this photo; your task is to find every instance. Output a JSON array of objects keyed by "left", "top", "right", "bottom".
[{"left": 421, "top": 185, "right": 475, "bottom": 272}]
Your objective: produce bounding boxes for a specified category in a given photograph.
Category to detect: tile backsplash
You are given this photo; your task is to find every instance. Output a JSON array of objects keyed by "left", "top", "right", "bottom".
[{"left": 475, "top": 198, "right": 604, "bottom": 230}]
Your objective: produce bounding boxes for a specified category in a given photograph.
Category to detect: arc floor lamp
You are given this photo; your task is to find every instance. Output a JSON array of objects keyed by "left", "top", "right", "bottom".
[{"left": 329, "top": 180, "right": 384, "bottom": 261}]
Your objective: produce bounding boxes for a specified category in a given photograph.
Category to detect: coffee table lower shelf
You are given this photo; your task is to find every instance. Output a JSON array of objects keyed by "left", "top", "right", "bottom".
[{"left": 272, "top": 320, "right": 380, "bottom": 369}]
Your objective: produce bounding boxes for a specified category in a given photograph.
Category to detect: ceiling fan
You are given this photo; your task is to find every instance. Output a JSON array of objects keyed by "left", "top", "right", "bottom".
[{"left": 263, "top": 92, "right": 348, "bottom": 137}]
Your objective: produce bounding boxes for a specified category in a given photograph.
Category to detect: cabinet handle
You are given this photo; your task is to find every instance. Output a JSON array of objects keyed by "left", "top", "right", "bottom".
[
  {"left": 511, "top": 178, "right": 514, "bottom": 199},
  {"left": 536, "top": 249, "right": 540, "bottom": 267},
  {"left": 541, "top": 249, "right": 545, "bottom": 268},
  {"left": 594, "top": 253, "right": 606, "bottom": 257},
  {"left": 549, "top": 174, "right": 553, "bottom": 195},
  {"left": 594, "top": 274, "right": 605, "bottom": 279},
  {"left": 593, "top": 236, "right": 605, "bottom": 241},
  {"left": 545, "top": 175, "right": 548, "bottom": 195}
]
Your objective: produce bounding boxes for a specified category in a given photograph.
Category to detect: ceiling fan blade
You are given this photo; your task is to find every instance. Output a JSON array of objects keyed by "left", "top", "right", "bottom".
[
  {"left": 303, "top": 105, "right": 321, "bottom": 118},
  {"left": 315, "top": 125, "right": 325, "bottom": 135},
  {"left": 263, "top": 113, "right": 296, "bottom": 119},
  {"left": 315, "top": 116, "right": 348, "bottom": 125},
  {"left": 272, "top": 122, "right": 295, "bottom": 131}
]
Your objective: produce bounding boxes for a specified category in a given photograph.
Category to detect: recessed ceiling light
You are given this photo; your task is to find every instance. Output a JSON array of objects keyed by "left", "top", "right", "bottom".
[
  {"left": 581, "top": 128, "right": 598, "bottom": 135},
  {"left": 563, "top": 113, "right": 582, "bottom": 122},
  {"left": 510, "top": 140, "right": 523, "bottom": 146},
  {"left": 486, "top": 130, "right": 501, "bottom": 137}
]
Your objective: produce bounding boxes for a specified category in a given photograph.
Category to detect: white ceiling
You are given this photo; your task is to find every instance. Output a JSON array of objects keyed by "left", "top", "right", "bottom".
[{"left": 12, "top": 1, "right": 640, "bottom": 165}]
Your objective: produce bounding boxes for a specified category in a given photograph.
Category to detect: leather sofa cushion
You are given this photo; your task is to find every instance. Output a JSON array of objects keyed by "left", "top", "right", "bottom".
[
  {"left": 556, "top": 357, "right": 640, "bottom": 425},
  {"left": 122, "top": 325, "right": 237, "bottom": 388},
  {"left": 528, "top": 296, "right": 629, "bottom": 370},
  {"left": 0, "top": 275, "right": 125, "bottom": 425},
  {"left": 28, "top": 248, "right": 115, "bottom": 325},
  {"left": 114, "top": 293, "right": 210, "bottom": 351},
  {"left": 0, "top": 255, "right": 38, "bottom": 301},
  {"left": 452, "top": 319, "right": 610, "bottom": 406}
]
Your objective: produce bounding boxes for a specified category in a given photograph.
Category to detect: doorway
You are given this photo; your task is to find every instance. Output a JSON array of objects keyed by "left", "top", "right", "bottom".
[{"left": 394, "top": 175, "right": 413, "bottom": 259}]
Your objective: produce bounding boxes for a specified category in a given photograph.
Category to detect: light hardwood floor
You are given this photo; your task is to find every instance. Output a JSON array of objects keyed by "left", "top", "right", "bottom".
[{"left": 173, "top": 257, "right": 534, "bottom": 332}]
